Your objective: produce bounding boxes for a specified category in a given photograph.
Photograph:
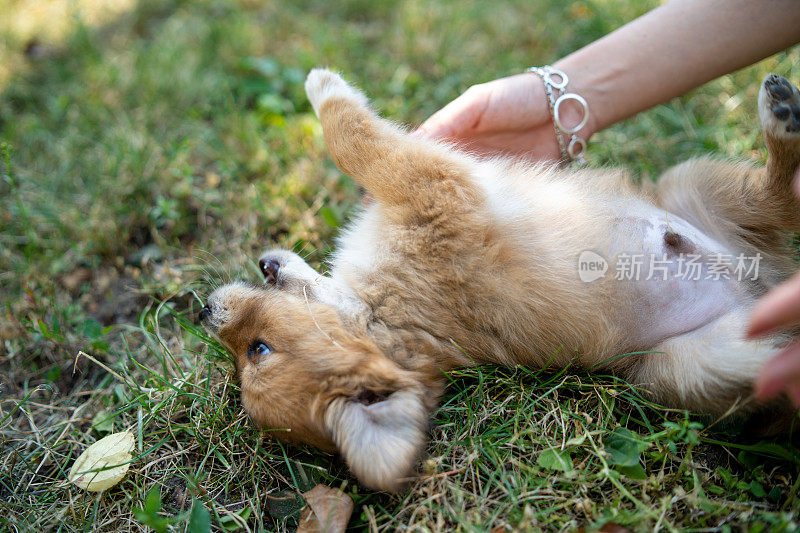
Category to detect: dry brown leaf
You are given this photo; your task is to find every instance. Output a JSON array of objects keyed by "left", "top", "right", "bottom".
[
  {"left": 68, "top": 430, "right": 134, "bottom": 492},
  {"left": 296, "top": 484, "right": 354, "bottom": 533}
]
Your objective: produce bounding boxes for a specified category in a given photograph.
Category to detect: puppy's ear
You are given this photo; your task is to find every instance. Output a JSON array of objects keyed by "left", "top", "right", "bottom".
[{"left": 324, "top": 386, "right": 430, "bottom": 492}]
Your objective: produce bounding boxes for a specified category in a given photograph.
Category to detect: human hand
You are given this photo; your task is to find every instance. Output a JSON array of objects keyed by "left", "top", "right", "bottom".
[
  {"left": 412, "top": 73, "right": 595, "bottom": 161},
  {"left": 748, "top": 169, "right": 800, "bottom": 405}
]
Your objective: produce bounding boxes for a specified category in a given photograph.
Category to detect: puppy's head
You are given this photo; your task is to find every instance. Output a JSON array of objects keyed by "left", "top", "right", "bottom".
[{"left": 200, "top": 281, "right": 439, "bottom": 491}]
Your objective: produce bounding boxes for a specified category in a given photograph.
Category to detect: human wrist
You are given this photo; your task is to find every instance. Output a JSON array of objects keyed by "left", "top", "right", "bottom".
[
  {"left": 527, "top": 65, "right": 593, "bottom": 163},
  {"left": 551, "top": 54, "right": 620, "bottom": 139}
]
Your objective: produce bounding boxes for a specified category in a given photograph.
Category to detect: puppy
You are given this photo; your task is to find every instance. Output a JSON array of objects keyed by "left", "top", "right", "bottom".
[{"left": 201, "top": 70, "right": 800, "bottom": 491}]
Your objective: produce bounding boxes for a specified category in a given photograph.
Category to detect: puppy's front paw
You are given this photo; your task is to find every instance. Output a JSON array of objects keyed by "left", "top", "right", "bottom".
[
  {"left": 759, "top": 74, "right": 800, "bottom": 136},
  {"left": 305, "top": 68, "right": 369, "bottom": 117},
  {"left": 258, "top": 249, "right": 320, "bottom": 291}
]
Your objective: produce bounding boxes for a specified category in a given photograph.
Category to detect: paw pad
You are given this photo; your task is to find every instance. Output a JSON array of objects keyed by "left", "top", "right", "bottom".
[{"left": 764, "top": 74, "right": 800, "bottom": 134}]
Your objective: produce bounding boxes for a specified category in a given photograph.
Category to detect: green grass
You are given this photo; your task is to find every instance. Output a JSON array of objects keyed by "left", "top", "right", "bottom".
[{"left": 1, "top": 0, "right": 800, "bottom": 530}]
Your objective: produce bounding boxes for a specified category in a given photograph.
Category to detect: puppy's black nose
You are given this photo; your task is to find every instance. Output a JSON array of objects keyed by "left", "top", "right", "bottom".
[
  {"left": 259, "top": 258, "right": 280, "bottom": 285},
  {"left": 199, "top": 306, "right": 212, "bottom": 322}
]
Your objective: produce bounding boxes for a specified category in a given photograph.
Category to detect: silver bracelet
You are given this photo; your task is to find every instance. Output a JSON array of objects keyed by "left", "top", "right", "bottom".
[{"left": 526, "top": 66, "right": 589, "bottom": 165}]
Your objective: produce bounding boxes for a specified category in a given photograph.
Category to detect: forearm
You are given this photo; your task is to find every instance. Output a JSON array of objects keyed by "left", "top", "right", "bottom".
[{"left": 554, "top": 0, "right": 800, "bottom": 136}]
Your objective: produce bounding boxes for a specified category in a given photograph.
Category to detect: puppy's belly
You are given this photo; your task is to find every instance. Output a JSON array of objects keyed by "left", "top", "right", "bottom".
[
  {"left": 477, "top": 172, "right": 746, "bottom": 350},
  {"left": 605, "top": 208, "right": 745, "bottom": 348}
]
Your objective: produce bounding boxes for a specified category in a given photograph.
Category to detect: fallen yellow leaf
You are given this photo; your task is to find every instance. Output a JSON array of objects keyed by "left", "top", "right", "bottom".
[
  {"left": 297, "top": 484, "right": 353, "bottom": 533},
  {"left": 68, "top": 430, "right": 134, "bottom": 492}
]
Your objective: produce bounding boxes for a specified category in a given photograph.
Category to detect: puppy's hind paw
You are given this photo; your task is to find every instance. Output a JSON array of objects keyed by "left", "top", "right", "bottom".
[
  {"left": 305, "top": 68, "right": 369, "bottom": 117},
  {"left": 760, "top": 74, "right": 800, "bottom": 136}
]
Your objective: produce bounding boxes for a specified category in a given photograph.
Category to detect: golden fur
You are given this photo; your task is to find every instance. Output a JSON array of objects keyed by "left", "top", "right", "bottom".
[{"left": 202, "top": 71, "right": 800, "bottom": 491}]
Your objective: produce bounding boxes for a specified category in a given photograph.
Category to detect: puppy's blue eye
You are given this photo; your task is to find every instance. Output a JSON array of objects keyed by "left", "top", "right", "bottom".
[{"left": 248, "top": 340, "right": 273, "bottom": 359}]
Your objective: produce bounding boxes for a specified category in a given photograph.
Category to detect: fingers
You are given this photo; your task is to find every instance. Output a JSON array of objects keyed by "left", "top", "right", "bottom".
[
  {"left": 747, "top": 270, "right": 800, "bottom": 338},
  {"left": 755, "top": 342, "right": 800, "bottom": 404},
  {"left": 412, "top": 86, "right": 489, "bottom": 140},
  {"left": 413, "top": 74, "right": 545, "bottom": 141},
  {"left": 751, "top": 167, "right": 800, "bottom": 404},
  {"left": 748, "top": 168, "right": 800, "bottom": 340}
]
